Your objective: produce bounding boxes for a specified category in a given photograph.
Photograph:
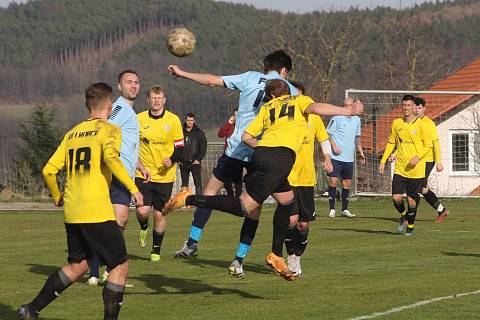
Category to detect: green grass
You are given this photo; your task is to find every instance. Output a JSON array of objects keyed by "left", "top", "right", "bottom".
[{"left": 1, "top": 198, "right": 480, "bottom": 319}]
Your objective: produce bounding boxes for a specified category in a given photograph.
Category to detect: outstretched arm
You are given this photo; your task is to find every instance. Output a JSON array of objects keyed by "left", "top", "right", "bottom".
[
  {"left": 306, "top": 100, "right": 363, "bottom": 116},
  {"left": 242, "top": 132, "right": 258, "bottom": 149},
  {"left": 168, "top": 65, "right": 224, "bottom": 87}
]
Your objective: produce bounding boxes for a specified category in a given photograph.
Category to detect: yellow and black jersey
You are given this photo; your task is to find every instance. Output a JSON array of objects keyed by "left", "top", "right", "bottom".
[
  {"left": 42, "top": 119, "right": 138, "bottom": 224},
  {"left": 419, "top": 116, "right": 441, "bottom": 164},
  {"left": 135, "top": 110, "right": 184, "bottom": 183},
  {"left": 380, "top": 117, "right": 432, "bottom": 179},
  {"left": 288, "top": 114, "right": 329, "bottom": 187},
  {"left": 245, "top": 94, "right": 313, "bottom": 154}
]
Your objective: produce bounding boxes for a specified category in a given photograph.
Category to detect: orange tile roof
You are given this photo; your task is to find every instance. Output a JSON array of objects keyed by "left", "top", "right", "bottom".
[
  {"left": 361, "top": 58, "right": 480, "bottom": 153},
  {"left": 470, "top": 185, "right": 480, "bottom": 195}
]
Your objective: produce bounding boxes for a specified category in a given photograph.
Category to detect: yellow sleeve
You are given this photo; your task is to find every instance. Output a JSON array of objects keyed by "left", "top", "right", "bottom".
[
  {"left": 42, "top": 134, "right": 68, "bottom": 202},
  {"left": 314, "top": 115, "right": 329, "bottom": 142},
  {"left": 245, "top": 106, "right": 267, "bottom": 137},
  {"left": 380, "top": 122, "right": 397, "bottom": 164},
  {"left": 298, "top": 95, "right": 316, "bottom": 113},
  {"left": 419, "top": 121, "right": 433, "bottom": 160},
  {"left": 172, "top": 115, "right": 184, "bottom": 142},
  {"left": 433, "top": 140, "right": 442, "bottom": 164},
  {"left": 102, "top": 126, "right": 139, "bottom": 194}
]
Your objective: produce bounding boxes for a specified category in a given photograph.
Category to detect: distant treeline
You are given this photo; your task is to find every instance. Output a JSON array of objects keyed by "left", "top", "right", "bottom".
[{"left": 1, "top": 0, "right": 480, "bottom": 127}]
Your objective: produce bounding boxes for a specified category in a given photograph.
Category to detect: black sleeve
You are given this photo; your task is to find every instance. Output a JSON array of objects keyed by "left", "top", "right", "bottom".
[
  {"left": 170, "top": 146, "right": 184, "bottom": 163},
  {"left": 199, "top": 131, "right": 207, "bottom": 160}
]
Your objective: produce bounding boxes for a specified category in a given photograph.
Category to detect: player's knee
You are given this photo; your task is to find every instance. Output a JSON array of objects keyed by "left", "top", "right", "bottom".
[
  {"left": 421, "top": 187, "right": 428, "bottom": 194},
  {"left": 298, "top": 221, "right": 309, "bottom": 231},
  {"left": 289, "top": 214, "right": 299, "bottom": 226},
  {"left": 136, "top": 207, "right": 150, "bottom": 218}
]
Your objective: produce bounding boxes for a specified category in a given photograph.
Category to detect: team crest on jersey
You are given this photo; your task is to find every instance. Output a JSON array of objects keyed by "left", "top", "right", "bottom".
[
  {"left": 411, "top": 129, "right": 417, "bottom": 134},
  {"left": 164, "top": 124, "right": 171, "bottom": 131}
]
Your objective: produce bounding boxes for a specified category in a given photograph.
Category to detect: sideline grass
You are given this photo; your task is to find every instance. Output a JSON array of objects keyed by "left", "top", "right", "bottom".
[{"left": 1, "top": 198, "right": 479, "bottom": 319}]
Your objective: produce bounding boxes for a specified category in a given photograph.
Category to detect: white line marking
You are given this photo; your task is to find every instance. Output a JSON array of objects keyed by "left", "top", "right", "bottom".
[{"left": 349, "top": 289, "right": 480, "bottom": 320}]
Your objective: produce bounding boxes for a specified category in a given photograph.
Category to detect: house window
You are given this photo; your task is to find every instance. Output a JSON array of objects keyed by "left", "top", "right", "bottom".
[{"left": 450, "top": 131, "right": 480, "bottom": 175}]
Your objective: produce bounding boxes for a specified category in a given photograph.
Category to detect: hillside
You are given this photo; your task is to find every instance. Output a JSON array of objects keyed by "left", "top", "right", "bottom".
[{"left": 1, "top": 0, "right": 480, "bottom": 129}]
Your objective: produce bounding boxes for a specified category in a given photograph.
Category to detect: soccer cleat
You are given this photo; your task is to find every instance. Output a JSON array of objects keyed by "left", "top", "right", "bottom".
[
  {"left": 405, "top": 227, "right": 414, "bottom": 237},
  {"left": 287, "top": 254, "right": 298, "bottom": 274},
  {"left": 435, "top": 210, "right": 449, "bottom": 223},
  {"left": 138, "top": 228, "right": 148, "bottom": 248},
  {"left": 174, "top": 241, "right": 198, "bottom": 259},
  {"left": 162, "top": 188, "right": 191, "bottom": 216},
  {"left": 228, "top": 260, "right": 245, "bottom": 279},
  {"left": 101, "top": 270, "right": 109, "bottom": 283},
  {"left": 17, "top": 304, "right": 38, "bottom": 320},
  {"left": 397, "top": 215, "right": 407, "bottom": 233},
  {"left": 265, "top": 252, "right": 297, "bottom": 281},
  {"left": 87, "top": 276, "right": 99, "bottom": 286},
  {"left": 150, "top": 253, "right": 161, "bottom": 262},
  {"left": 328, "top": 209, "right": 336, "bottom": 218},
  {"left": 341, "top": 210, "right": 356, "bottom": 218}
]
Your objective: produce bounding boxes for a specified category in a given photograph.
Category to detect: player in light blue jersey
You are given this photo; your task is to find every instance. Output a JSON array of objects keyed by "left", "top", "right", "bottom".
[
  {"left": 88, "top": 69, "right": 140, "bottom": 286},
  {"left": 167, "top": 51, "right": 297, "bottom": 273},
  {"left": 326, "top": 97, "right": 365, "bottom": 218}
]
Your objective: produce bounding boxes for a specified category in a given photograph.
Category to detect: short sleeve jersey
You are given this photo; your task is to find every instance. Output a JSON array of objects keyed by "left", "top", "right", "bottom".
[
  {"left": 288, "top": 114, "right": 329, "bottom": 187},
  {"left": 46, "top": 119, "right": 121, "bottom": 223},
  {"left": 245, "top": 94, "right": 313, "bottom": 154},
  {"left": 135, "top": 110, "right": 184, "bottom": 183},
  {"left": 419, "top": 116, "right": 439, "bottom": 162},
  {"left": 327, "top": 115, "right": 361, "bottom": 163},
  {"left": 221, "top": 71, "right": 297, "bottom": 162},
  {"left": 383, "top": 117, "right": 432, "bottom": 179},
  {"left": 108, "top": 96, "right": 140, "bottom": 177}
]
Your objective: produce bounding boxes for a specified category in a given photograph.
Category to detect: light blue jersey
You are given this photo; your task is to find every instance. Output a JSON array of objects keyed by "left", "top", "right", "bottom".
[
  {"left": 221, "top": 71, "right": 297, "bottom": 162},
  {"left": 327, "top": 115, "right": 361, "bottom": 163},
  {"left": 108, "top": 96, "right": 140, "bottom": 177}
]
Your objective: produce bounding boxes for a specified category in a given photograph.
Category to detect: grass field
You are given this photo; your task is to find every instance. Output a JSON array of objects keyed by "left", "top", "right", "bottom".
[{"left": 1, "top": 198, "right": 479, "bottom": 320}]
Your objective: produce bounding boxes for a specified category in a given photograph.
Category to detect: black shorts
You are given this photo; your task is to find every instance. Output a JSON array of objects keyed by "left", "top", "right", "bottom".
[
  {"left": 292, "top": 186, "right": 316, "bottom": 222},
  {"left": 391, "top": 174, "right": 423, "bottom": 198},
  {"left": 66, "top": 221, "right": 127, "bottom": 270},
  {"left": 327, "top": 159, "right": 354, "bottom": 180},
  {"left": 135, "top": 179, "right": 173, "bottom": 211},
  {"left": 245, "top": 147, "right": 295, "bottom": 204},
  {"left": 110, "top": 175, "right": 132, "bottom": 206},
  {"left": 213, "top": 153, "right": 253, "bottom": 184}
]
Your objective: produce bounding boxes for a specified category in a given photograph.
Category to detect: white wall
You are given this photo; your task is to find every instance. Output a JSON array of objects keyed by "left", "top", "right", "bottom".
[{"left": 427, "top": 102, "right": 480, "bottom": 196}]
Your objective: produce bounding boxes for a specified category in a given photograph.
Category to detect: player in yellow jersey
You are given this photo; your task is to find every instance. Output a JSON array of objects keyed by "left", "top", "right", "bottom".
[
  {"left": 414, "top": 97, "right": 449, "bottom": 222},
  {"left": 165, "top": 79, "right": 363, "bottom": 280},
  {"left": 283, "top": 81, "right": 333, "bottom": 277},
  {"left": 379, "top": 95, "right": 432, "bottom": 236},
  {"left": 18, "top": 83, "right": 143, "bottom": 320},
  {"left": 135, "top": 85, "right": 185, "bottom": 262}
]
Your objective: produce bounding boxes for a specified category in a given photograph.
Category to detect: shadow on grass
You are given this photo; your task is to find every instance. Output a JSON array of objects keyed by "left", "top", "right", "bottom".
[
  {"left": 174, "top": 258, "right": 272, "bottom": 275},
  {"left": 323, "top": 227, "right": 399, "bottom": 235},
  {"left": 129, "top": 273, "right": 266, "bottom": 299},
  {"left": 0, "top": 303, "right": 65, "bottom": 320},
  {"left": 127, "top": 253, "right": 150, "bottom": 261},
  {"left": 26, "top": 264, "right": 58, "bottom": 276},
  {"left": 442, "top": 251, "right": 480, "bottom": 258},
  {"left": 353, "top": 216, "right": 430, "bottom": 222}
]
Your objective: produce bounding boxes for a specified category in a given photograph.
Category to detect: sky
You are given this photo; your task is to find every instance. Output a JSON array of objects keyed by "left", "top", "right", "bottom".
[{"left": 0, "top": 0, "right": 434, "bottom": 11}]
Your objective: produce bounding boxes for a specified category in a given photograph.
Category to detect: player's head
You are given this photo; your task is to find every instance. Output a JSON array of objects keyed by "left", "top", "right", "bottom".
[
  {"left": 117, "top": 69, "right": 140, "bottom": 101},
  {"left": 147, "top": 85, "right": 167, "bottom": 112},
  {"left": 263, "top": 50, "right": 292, "bottom": 77},
  {"left": 401, "top": 94, "right": 416, "bottom": 117},
  {"left": 265, "top": 79, "right": 291, "bottom": 101},
  {"left": 289, "top": 80, "right": 305, "bottom": 95},
  {"left": 233, "top": 108, "right": 238, "bottom": 120},
  {"left": 414, "top": 97, "right": 426, "bottom": 117},
  {"left": 185, "top": 112, "right": 196, "bottom": 129},
  {"left": 85, "top": 82, "right": 113, "bottom": 114}
]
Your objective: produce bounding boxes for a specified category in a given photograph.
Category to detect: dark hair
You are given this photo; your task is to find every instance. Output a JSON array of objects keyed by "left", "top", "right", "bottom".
[
  {"left": 402, "top": 94, "right": 416, "bottom": 103},
  {"left": 85, "top": 83, "right": 113, "bottom": 111},
  {"left": 118, "top": 69, "right": 139, "bottom": 83},
  {"left": 265, "top": 79, "right": 291, "bottom": 100},
  {"left": 147, "top": 85, "right": 166, "bottom": 97},
  {"left": 263, "top": 50, "right": 292, "bottom": 73},
  {"left": 415, "top": 97, "right": 426, "bottom": 106},
  {"left": 186, "top": 112, "right": 195, "bottom": 119},
  {"left": 288, "top": 80, "right": 305, "bottom": 94}
]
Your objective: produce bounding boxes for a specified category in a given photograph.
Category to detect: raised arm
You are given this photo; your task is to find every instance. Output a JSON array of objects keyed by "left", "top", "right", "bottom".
[
  {"left": 305, "top": 100, "right": 363, "bottom": 116},
  {"left": 168, "top": 65, "right": 225, "bottom": 87}
]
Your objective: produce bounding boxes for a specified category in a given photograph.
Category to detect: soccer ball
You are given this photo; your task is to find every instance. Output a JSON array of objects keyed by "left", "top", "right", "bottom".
[{"left": 167, "top": 28, "right": 196, "bottom": 57}]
